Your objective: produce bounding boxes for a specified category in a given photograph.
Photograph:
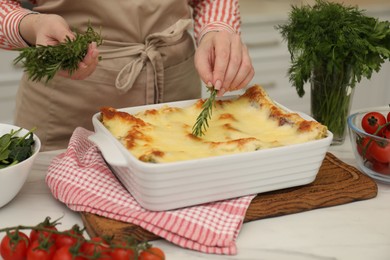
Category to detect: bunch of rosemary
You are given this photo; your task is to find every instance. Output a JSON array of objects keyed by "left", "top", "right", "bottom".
[
  {"left": 192, "top": 86, "right": 217, "bottom": 137},
  {"left": 14, "top": 25, "right": 103, "bottom": 83}
]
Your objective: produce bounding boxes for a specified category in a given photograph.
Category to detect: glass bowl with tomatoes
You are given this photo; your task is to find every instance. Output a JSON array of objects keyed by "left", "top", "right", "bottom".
[{"left": 347, "top": 106, "right": 390, "bottom": 184}]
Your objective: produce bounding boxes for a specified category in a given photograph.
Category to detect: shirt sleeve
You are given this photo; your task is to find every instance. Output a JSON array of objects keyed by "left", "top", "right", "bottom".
[
  {"left": 188, "top": 0, "right": 241, "bottom": 44},
  {"left": 0, "top": 0, "right": 36, "bottom": 49}
]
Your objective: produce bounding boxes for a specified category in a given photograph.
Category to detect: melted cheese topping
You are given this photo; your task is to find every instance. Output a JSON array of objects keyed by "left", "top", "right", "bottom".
[{"left": 100, "top": 85, "right": 327, "bottom": 163}]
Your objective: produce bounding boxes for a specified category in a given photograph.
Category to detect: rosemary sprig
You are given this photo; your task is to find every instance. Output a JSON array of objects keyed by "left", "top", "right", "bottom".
[
  {"left": 13, "top": 24, "right": 103, "bottom": 84},
  {"left": 192, "top": 86, "right": 217, "bottom": 137}
]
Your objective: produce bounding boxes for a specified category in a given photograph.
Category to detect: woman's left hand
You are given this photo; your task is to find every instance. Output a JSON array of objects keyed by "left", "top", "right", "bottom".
[{"left": 194, "top": 31, "right": 254, "bottom": 96}]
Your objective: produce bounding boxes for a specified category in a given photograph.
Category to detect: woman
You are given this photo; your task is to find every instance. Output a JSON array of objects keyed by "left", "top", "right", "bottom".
[{"left": 0, "top": 0, "right": 254, "bottom": 151}]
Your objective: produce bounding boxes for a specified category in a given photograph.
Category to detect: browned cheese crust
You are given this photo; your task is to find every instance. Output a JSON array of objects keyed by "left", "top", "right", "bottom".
[{"left": 100, "top": 85, "right": 328, "bottom": 163}]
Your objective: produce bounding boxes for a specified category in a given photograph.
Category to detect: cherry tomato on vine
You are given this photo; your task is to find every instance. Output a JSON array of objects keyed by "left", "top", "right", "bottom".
[
  {"left": 110, "top": 242, "right": 135, "bottom": 260},
  {"left": 55, "top": 225, "right": 84, "bottom": 248},
  {"left": 29, "top": 226, "right": 58, "bottom": 243},
  {"left": 0, "top": 231, "right": 30, "bottom": 260},
  {"left": 362, "top": 112, "right": 387, "bottom": 135},
  {"left": 357, "top": 137, "right": 375, "bottom": 162},
  {"left": 26, "top": 239, "right": 56, "bottom": 260},
  {"left": 138, "top": 247, "right": 165, "bottom": 260},
  {"left": 52, "top": 245, "right": 85, "bottom": 260},
  {"left": 387, "top": 111, "right": 390, "bottom": 123},
  {"left": 381, "top": 128, "right": 390, "bottom": 139},
  {"left": 80, "top": 236, "right": 111, "bottom": 258},
  {"left": 372, "top": 161, "right": 390, "bottom": 175},
  {"left": 55, "top": 233, "right": 80, "bottom": 249},
  {"left": 370, "top": 141, "right": 390, "bottom": 163},
  {"left": 29, "top": 217, "right": 59, "bottom": 242}
]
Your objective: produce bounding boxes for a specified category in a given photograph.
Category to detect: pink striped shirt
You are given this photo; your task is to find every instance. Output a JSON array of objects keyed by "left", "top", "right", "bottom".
[{"left": 0, "top": 0, "right": 240, "bottom": 49}]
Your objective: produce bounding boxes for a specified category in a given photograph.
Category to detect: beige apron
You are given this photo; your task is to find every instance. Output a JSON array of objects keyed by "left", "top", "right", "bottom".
[{"left": 15, "top": 0, "right": 201, "bottom": 151}]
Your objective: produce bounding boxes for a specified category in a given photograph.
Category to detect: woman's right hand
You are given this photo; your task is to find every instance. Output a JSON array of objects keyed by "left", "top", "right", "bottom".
[{"left": 19, "top": 13, "right": 99, "bottom": 80}]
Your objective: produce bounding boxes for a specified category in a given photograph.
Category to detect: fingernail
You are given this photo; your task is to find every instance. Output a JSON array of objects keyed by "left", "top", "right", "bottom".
[
  {"left": 214, "top": 80, "right": 222, "bottom": 90},
  {"left": 91, "top": 50, "right": 99, "bottom": 59},
  {"left": 207, "top": 81, "right": 213, "bottom": 88},
  {"left": 217, "top": 88, "right": 225, "bottom": 97},
  {"left": 80, "top": 62, "right": 87, "bottom": 69}
]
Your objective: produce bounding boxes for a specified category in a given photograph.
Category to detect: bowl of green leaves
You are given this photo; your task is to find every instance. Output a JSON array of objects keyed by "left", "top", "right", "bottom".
[{"left": 0, "top": 124, "right": 41, "bottom": 208}]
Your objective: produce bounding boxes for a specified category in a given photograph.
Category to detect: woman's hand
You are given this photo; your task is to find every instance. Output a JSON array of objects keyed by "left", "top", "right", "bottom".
[
  {"left": 19, "top": 13, "right": 99, "bottom": 80},
  {"left": 195, "top": 31, "right": 254, "bottom": 96}
]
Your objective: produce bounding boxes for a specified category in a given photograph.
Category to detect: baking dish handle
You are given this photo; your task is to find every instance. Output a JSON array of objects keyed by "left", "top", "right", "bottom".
[{"left": 88, "top": 133, "right": 128, "bottom": 167}]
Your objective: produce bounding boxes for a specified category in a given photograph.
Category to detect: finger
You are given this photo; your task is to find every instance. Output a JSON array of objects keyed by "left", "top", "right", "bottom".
[
  {"left": 71, "top": 58, "right": 99, "bottom": 80},
  {"left": 57, "top": 69, "right": 71, "bottom": 78},
  {"left": 46, "top": 27, "right": 75, "bottom": 45},
  {"left": 56, "top": 42, "right": 99, "bottom": 80},
  {"left": 82, "top": 42, "right": 99, "bottom": 66},
  {"left": 212, "top": 37, "right": 231, "bottom": 90},
  {"left": 70, "top": 68, "right": 95, "bottom": 80},
  {"left": 229, "top": 45, "right": 254, "bottom": 91},
  {"left": 55, "top": 18, "right": 75, "bottom": 42},
  {"left": 233, "top": 66, "right": 255, "bottom": 92},
  {"left": 194, "top": 44, "right": 214, "bottom": 87},
  {"left": 217, "top": 88, "right": 227, "bottom": 97},
  {"left": 57, "top": 58, "right": 98, "bottom": 80},
  {"left": 37, "top": 30, "right": 73, "bottom": 46},
  {"left": 59, "top": 30, "right": 75, "bottom": 42},
  {"left": 220, "top": 35, "right": 242, "bottom": 92}
]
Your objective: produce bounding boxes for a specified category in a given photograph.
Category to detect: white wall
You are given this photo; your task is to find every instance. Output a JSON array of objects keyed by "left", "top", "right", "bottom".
[{"left": 0, "top": 50, "right": 23, "bottom": 124}]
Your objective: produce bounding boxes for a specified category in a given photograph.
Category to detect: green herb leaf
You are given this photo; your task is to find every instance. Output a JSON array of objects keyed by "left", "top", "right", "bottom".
[
  {"left": 0, "top": 128, "right": 36, "bottom": 169},
  {"left": 192, "top": 86, "right": 217, "bottom": 137},
  {"left": 276, "top": 0, "right": 390, "bottom": 97},
  {"left": 14, "top": 24, "right": 103, "bottom": 84}
]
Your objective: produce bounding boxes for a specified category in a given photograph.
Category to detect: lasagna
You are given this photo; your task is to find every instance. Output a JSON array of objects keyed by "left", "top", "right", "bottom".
[{"left": 100, "top": 85, "right": 328, "bottom": 163}]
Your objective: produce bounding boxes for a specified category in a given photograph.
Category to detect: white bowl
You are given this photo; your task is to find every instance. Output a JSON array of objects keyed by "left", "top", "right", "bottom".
[
  {"left": 0, "top": 124, "right": 41, "bottom": 208},
  {"left": 90, "top": 99, "right": 332, "bottom": 211}
]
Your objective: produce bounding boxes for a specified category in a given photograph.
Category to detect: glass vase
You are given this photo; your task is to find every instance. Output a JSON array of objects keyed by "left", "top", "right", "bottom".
[{"left": 310, "top": 65, "right": 354, "bottom": 145}]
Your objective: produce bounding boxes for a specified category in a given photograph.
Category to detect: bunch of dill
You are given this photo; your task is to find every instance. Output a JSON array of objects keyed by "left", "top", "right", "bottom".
[{"left": 277, "top": 0, "right": 390, "bottom": 97}]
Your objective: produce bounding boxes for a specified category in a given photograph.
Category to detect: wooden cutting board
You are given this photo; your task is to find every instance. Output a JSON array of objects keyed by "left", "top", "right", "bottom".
[{"left": 81, "top": 152, "right": 378, "bottom": 242}]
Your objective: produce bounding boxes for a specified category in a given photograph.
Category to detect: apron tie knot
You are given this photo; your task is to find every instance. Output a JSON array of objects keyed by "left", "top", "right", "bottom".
[
  {"left": 140, "top": 51, "right": 148, "bottom": 63},
  {"left": 99, "top": 19, "right": 193, "bottom": 102},
  {"left": 114, "top": 44, "right": 160, "bottom": 94}
]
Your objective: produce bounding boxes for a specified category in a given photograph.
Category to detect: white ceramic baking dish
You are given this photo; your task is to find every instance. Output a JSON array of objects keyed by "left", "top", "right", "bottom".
[{"left": 89, "top": 98, "right": 333, "bottom": 211}]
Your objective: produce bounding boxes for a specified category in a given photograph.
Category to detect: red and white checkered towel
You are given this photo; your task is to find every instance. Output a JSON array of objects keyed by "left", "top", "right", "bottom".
[{"left": 46, "top": 127, "right": 255, "bottom": 255}]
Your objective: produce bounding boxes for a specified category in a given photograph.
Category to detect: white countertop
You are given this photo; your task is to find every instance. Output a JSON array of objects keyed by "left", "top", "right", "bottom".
[{"left": 0, "top": 137, "right": 389, "bottom": 260}]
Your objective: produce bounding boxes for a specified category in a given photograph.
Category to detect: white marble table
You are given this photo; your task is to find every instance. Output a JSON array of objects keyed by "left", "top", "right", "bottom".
[{"left": 0, "top": 138, "right": 389, "bottom": 260}]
